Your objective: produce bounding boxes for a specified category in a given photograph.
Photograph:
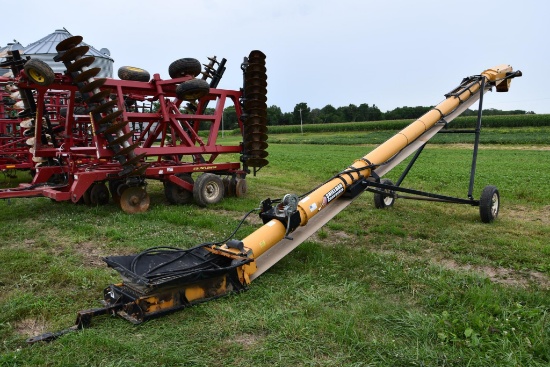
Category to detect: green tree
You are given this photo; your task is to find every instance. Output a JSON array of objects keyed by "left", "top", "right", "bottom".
[
  {"left": 356, "top": 103, "right": 370, "bottom": 121},
  {"left": 369, "top": 104, "right": 383, "bottom": 120},
  {"left": 320, "top": 104, "right": 343, "bottom": 123},
  {"left": 267, "top": 105, "right": 283, "bottom": 125},
  {"left": 222, "top": 106, "right": 238, "bottom": 130}
]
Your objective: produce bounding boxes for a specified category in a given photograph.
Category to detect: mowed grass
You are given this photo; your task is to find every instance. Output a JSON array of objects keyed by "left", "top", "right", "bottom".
[{"left": 0, "top": 133, "right": 549, "bottom": 366}]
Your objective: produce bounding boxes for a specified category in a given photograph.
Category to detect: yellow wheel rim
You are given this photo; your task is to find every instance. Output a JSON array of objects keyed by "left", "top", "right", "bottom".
[{"left": 28, "top": 69, "right": 45, "bottom": 83}]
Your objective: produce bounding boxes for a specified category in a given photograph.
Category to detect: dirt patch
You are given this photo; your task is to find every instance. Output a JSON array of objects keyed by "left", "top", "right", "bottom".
[
  {"left": 73, "top": 241, "right": 107, "bottom": 267},
  {"left": 14, "top": 317, "right": 48, "bottom": 338},
  {"left": 502, "top": 205, "right": 550, "bottom": 225},
  {"left": 232, "top": 332, "right": 266, "bottom": 349},
  {"left": 310, "top": 230, "right": 353, "bottom": 247},
  {"left": 438, "top": 258, "right": 550, "bottom": 289}
]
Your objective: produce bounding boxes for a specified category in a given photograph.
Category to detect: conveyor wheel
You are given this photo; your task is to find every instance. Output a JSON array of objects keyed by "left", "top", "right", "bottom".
[
  {"left": 373, "top": 178, "right": 396, "bottom": 209},
  {"left": 193, "top": 173, "right": 224, "bottom": 207},
  {"left": 479, "top": 185, "right": 499, "bottom": 223},
  {"left": 120, "top": 186, "right": 150, "bottom": 214},
  {"left": 164, "top": 174, "right": 194, "bottom": 205}
]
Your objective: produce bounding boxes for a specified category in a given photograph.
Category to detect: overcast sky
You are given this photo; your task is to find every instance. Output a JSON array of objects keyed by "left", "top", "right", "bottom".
[{"left": 6, "top": 0, "right": 549, "bottom": 114}]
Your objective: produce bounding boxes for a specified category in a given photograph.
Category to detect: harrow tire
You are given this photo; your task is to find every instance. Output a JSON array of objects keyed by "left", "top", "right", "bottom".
[
  {"left": 24, "top": 59, "right": 55, "bottom": 86},
  {"left": 168, "top": 58, "right": 201, "bottom": 79},
  {"left": 373, "top": 178, "right": 396, "bottom": 209},
  {"left": 479, "top": 185, "right": 499, "bottom": 223},
  {"left": 109, "top": 179, "right": 125, "bottom": 203},
  {"left": 176, "top": 79, "right": 210, "bottom": 101},
  {"left": 165, "top": 174, "right": 194, "bottom": 205},
  {"left": 118, "top": 66, "right": 150, "bottom": 82},
  {"left": 90, "top": 182, "right": 110, "bottom": 206},
  {"left": 193, "top": 173, "right": 224, "bottom": 207}
]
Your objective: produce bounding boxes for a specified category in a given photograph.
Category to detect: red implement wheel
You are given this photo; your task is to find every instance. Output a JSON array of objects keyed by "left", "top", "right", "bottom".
[
  {"left": 109, "top": 179, "right": 125, "bottom": 204},
  {"left": 168, "top": 58, "right": 201, "bottom": 78},
  {"left": 90, "top": 182, "right": 110, "bottom": 206},
  {"left": 193, "top": 173, "right": 224, "bottom": 207},
  {"left": 165, "top": 174, "right": 194, "bottom": 205},
  {"left": 24, "top": 59, "right": 55, "bottom": 86},
  {"left": 175, "top": 79, "right": 210, "bottom": 101},
  {"left": 118, "top": 66, "right": 150, "bottom": 82},
  {"left": 223, "top": 177, "right": 235, "bottom": 197}
]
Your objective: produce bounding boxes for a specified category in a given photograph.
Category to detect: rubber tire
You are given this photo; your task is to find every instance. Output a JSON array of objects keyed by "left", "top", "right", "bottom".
[
  {"left": 118, "top": 66, "right": 150, "bottom": 82},
  {"left": 109, "top": 179, "right": 125, "bottom": 203},
  {"left": 90, "top": 182, "right": 110, "bottom": 206},
  {"left": 373, "top": 178, "right": 396, "bottom": 209},
  {"left": 175, "top": 79, "right": 210, "bottom": 100},
  {"left": 168, "top": 58, "right": 201, "bottom": 79},
  {"left": 24, "top": 59, "right": 55, "bottom": 86},
  {"left": 479, "top": 185, "right": 499, "bottom": 223},
  {"left": 193, "top": 173, "right": 224, "bottom": 207},
  {"left": 165, "top": 174, "right": 194, "bottom": 205}
]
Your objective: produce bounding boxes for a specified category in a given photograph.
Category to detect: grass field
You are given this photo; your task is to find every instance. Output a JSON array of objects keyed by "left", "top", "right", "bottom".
[{"left": 1, "top": 129, "right": 549, "bottom": 366}]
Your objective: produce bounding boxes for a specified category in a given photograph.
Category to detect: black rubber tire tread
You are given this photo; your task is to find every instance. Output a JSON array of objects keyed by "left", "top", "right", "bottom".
[
  {"left": 89, "top": 182, "right": 110, "bottom": 206},
  {"left": 479, "top": 185, "right": 499, "bottom": 223},
  {"left": 109, "top": 179, "right": 125, "bottom": 203},
  {"left": 24, "top": 59, "right": 55, "bottom": 86},
  {"left": 373, "top": 178, "right": 395, "bottom": 209},
  {"left": 193, "top": 173, "right": 224, "bottom": 207},
  {"left": 165, "top": 174, "right": 194, "bottom": 205},
  {"left": 175, "top": 79, "right": 210, "bottom": 101},
  {"left": 118, "top": 66, "right": 150, "bottom": 82},
  {"left": 168, "top": 58, "right": 201, "bottom": 79}
]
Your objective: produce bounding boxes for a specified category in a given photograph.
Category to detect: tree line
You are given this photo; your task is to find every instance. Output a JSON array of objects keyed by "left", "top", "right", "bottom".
[{"left": 212, "top": 102, "right": 534, "bottom": 130}]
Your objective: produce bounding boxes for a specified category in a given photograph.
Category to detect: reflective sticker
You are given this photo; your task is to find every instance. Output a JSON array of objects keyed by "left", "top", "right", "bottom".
[
  {"left": 300, "top": 196, "right": 310, "bottom": 203},
  {"left": 267, "top": 221, "right": 275, "bottom": 227}
]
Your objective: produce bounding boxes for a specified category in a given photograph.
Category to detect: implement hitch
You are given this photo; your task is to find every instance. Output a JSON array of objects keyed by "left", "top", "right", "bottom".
[{"left": 27, "top": 304, "right": 123, "bottom": 343}]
